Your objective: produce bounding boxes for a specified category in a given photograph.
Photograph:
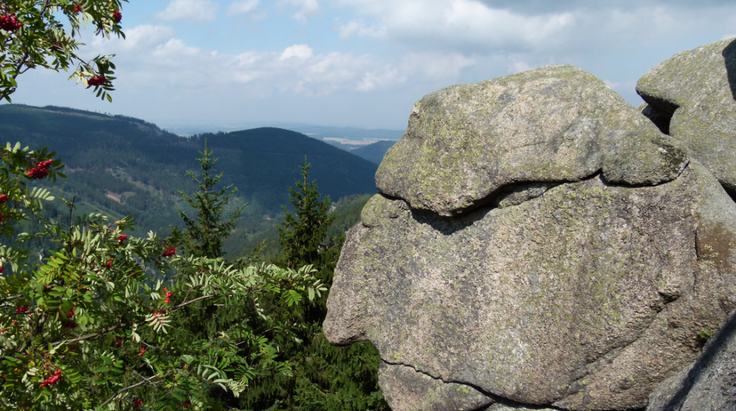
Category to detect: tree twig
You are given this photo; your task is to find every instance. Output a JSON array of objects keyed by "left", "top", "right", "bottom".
[
  {"left": 50, "top": 322, "right": 125, "bottom": 346},
  {"left": 98, "top": 373, "right": 161, "bottom": 409}
]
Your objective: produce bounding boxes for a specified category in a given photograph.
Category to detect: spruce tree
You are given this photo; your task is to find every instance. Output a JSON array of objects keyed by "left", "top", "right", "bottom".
[
  {"left": 178, "top": 139, "right": 246, "bottom": 258},
  {"left": 277, "top": 157, "right": 335, "bottom": 270}
]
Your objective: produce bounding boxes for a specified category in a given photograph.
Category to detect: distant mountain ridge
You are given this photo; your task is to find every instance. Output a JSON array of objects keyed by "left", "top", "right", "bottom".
[
  {"left": 0, "top": 104, "right": 378, "bottom": 253},
  {"left": 350, "top": 140, "right": 396, "bottom": 165}
]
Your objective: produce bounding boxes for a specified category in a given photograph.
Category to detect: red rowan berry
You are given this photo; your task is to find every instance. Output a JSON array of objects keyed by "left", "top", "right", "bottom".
[
  {"left": 87, "top": 75, "right": 106, "bottom": 86},
  {"left": 25, "top": 159, "right": 53, "bottom": 179},
  {"left": 0, "top": 14, "right": 22, "bottom": 32}
]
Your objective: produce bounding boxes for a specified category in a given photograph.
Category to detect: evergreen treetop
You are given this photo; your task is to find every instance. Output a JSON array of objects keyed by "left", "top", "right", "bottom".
[
  {"left": 178, "top": 139, "right": 246, "bottom": 258},
  {"left": 278, "top": 157, "right": 335, "bottom": 269}
]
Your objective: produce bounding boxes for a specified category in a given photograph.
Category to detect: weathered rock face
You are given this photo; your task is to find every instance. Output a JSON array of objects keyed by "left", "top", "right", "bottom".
[
  {"left": 326, "top": 162, "right": 736, "bottom": 410},
  {"left": 324, "top": 59, "right": 736, "bottom": 411},
  {"left": 637, "top": 38, "right": 736, "bottom": 196},
  {"left": 376, "top": 65, "right": 688, "bottom": 217},
  {"left": 377, "top": 362, "right": 494, "bottom": 411},
  {"left": 646, "top": 310, "right": 736, "bottom": 411}
]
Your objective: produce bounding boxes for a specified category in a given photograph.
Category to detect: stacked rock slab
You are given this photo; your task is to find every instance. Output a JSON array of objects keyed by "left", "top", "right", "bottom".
[
  {"left": 637, "top": 38, "right": 736, "bottom": 196},
  {"left": 374, "top": 65, "right": 687, "bottom": 217},
  {"left": 324, "top": 63, "right": 736, "bottom": 411}
]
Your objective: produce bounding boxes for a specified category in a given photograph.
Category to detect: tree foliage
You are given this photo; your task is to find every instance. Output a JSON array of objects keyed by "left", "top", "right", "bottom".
[
  {"left": 0, "top": 2, "right": 388, "bottom": 410},
  {"left": 0, "top": 3, "right": 325, "bottom": 409},
  {"left": 277, "top": 158, "right": 335, "bottom": 270},
  {"left": 178, "top": 140, "right": 245, "bottom": 259},
  {"left": 236, "top": 160, "right": 388, "bottom": 411},
  {"left": 0, "top": 143, "right": 327, "bottom": 410},
  {"left": 0, "top": 0, "right": 125, "bottom": 102}
]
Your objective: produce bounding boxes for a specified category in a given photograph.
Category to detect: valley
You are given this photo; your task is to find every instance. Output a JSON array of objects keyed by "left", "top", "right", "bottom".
[{"left": 0, "top": 104, "right": 386, "bottom": 260}]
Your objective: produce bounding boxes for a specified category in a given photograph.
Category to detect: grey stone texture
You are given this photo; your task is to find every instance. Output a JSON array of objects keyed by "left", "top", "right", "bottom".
[
  {"left": 375, "top": 65, "right": 688, "bottom": 217},
  {"left": 326, "top": 162, "right": 736, "bottom": 411},
  {"left": 647, "top": 310, "right": 736, "bottom": 411},
  {"left": 637, "top": 38, "right": 736, "bottom": 195},
  {"left": 325, "top": 52, "right": 736, "bottom": 411},
  {"left": 377, "top": 362, "right": 494, "bottom": 411}
]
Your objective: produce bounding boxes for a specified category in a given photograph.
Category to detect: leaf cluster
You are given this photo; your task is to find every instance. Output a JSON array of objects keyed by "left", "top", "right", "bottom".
[
  {"left": 277, "top": 159, "right": 335, "bottom": 271},
  {"left": 0, "top": 0, "right": 126, "bottom": 102},
  {"left": 0, "top": 146, "right": 327, "bottom": 410}
]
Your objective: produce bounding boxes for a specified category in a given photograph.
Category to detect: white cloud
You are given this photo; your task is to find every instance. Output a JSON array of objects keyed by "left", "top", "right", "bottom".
[
  {"left": 335, "top": 0, "right": 575, "bottom": 52},
  {"left": 83, "top": 25, "right": 475, "bottom": 100},
  {"left": 337, "top": 19, "right": 384, "bottom": 39},
  {"left": 153, "top": 39, "right": 201, "bottom": 60},
  {"left": 156, "top": 0, "right": 218, "bottom": 23},
  {"left": 400, "top": 53, "right": 476, "bottom": 79},
  {"left": 357, "top": 68, "right": 402, "bottom": 91},
  {"left": 283, "top": 0, "right": 320, "bottom": 21},
  {"left": 20, "top": 0, "right": 736, "bottom": 130},
  {"left": 227, "top": 0, "right": 259, "bottom": 16},
  {"left": 116, "top": 25, "right": 176, "bottom": 50},
  {"left": 331, "top": 0, "right": 736, "bottom": 64},
  {"left": 280, "top": 44, "right": 313, "bottom": 59}
]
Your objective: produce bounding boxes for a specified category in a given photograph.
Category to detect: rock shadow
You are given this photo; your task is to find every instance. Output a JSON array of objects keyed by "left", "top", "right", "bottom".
[
  {"left": 721, "top": 38, "right": 736, "bottom": 101},
  {"left": 410, "top": 181, "right": 561, "bottom": 235},
  {"left": 661, "top": 308, "right": 736, "bottom": 410}
]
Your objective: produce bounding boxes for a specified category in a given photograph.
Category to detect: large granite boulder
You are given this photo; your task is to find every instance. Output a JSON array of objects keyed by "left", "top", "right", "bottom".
[
  {"left": 375, "top": 65, "right": 688, "bottom": 217},
  {"left": 324, "top": 65, "right": 736, "bottom": 411},
  {"left": 637, "top": 38, "right": 736, "bottom": 196}
]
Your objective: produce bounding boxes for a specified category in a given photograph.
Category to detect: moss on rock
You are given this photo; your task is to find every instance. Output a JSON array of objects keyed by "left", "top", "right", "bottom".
[{"left": 376, "top": 65, "right": 688, "bottom": 216}]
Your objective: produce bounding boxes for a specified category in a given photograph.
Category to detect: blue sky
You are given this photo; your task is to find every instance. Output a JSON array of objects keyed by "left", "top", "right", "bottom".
[{"left": 8, "top": 0, "right": 736, "bottom": 131}]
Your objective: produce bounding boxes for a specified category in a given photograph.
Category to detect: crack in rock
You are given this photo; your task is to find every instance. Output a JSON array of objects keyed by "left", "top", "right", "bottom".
[{"left": 379, "top": 360, "right": 567, "bottom": 411}]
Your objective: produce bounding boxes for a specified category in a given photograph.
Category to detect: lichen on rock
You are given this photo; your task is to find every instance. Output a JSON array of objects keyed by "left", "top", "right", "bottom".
[
  {"left": 324, "top": 46, "right": 736, "bottom": 411},
  {"left": 637, "top": 37, "right": 736, "bottom": 196},
  {"left": 326, "top": 161, "right": 736, "bottom": 410},
  {"left": 375, "top": 65, "right": 688, "bottom": 217}
]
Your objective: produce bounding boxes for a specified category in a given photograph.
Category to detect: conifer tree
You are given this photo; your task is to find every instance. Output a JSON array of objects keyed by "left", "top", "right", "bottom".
[
  {"left": 238, "top": 158, "right": 388, "bottom": 411},
  {"left": 277, "top": 157, "right": 335, "bottom": 270},
  {"left": 178, "top": 139, "right": 245, "bottom": 258}
]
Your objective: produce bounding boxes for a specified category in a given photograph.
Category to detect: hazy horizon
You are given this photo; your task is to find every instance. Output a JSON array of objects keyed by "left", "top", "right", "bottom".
[{"left": 8, "top": 1, "right": 736, "bottom": 130}]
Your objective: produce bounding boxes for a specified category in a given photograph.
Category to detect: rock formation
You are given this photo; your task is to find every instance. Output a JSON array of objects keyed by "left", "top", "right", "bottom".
[
  {"left": 375, "top": 65, "right": 687, "bottom": 217},
  {"left": 324, "top": 40, "right": 736, "bottom": 411},
  {"left": 637, "top": 38, "right": 736, "bottom": 197}
]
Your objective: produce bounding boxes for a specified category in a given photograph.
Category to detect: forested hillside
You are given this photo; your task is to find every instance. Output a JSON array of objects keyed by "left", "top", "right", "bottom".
[
  {"left": 0, "top": 5, "right": 390, "bottom": 410},
  {"left": 0, "top": 104, "right": 378, "bottom": 256}
]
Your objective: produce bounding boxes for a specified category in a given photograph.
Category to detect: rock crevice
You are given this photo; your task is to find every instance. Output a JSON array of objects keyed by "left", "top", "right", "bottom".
[{"left": 380, "top": 360, "right": 568, "bottom": 411}]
